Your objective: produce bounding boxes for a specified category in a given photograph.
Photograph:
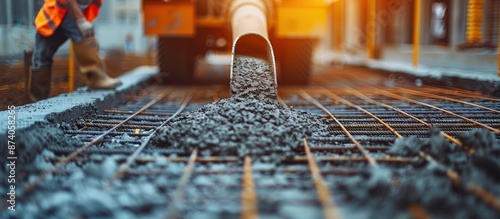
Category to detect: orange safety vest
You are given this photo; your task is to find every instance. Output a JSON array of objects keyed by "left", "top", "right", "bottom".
[{"left": 34, "top": 0, "right": 103, "bottom": 37}]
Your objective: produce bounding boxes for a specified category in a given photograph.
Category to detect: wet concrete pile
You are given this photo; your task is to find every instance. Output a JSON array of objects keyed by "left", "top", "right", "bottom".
[
  {"left": 1, "top": 152, "right": 176, "bottom": 218},
  {"left": 337, "top": 128, "right": 500, "bottom": 218},
  {"left": 0, "top": 123, "right": 187, "bottom": 218},
  {"left": 0, "top": 124, "right": 82, "bottom": 180},
  {"left": 153, "top": 56, "right": 330, "bottom": 159}
]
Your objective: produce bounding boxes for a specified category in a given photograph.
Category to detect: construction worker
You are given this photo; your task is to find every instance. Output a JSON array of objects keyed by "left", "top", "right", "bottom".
[{"left": 29, "top": 0, "right": 121, "bottom": 102}]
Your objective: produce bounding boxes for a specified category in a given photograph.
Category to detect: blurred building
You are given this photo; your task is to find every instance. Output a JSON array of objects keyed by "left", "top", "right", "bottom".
[
  {"left": 0, "top": 0, "right": 40, "bottom": 26},
  {"left": 93, "top": 0, "right": 152, "bottom": 54},
  {"left": 0, "top": 0, "right": 41, "bottom": 57},
  {"left": 0, "top": 0, "right": 499, "bottom": 72},
  {"left": 328, "top": 0, "right": 499, "bottom": 49},
  {"left": 326, "top": 0, "right": 499, "bottom": 71}
]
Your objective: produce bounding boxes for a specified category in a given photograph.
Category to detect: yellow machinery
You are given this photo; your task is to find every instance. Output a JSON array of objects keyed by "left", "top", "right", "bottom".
[{"left": 142, "top": 0, "right": 328, "bottom": 85}]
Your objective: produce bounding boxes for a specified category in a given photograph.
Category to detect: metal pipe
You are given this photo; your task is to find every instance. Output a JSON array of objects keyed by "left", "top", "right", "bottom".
[
  {"left": 69, "top": 42, "right": 75, "bottom": 92},
  {"left": 28, "top": 0, "right": 34, "bottom": 27},
  {"left": 338, "top": 0, "right": 345, "bottom": 51},
  {"left": 241, "top": 156, "right": 259, "bottom": 219},
  {"left": 6, "top": 0, "right": 13, "bottom": 55},
  {"left": 228, "top": 0, "right": 277, "bottom": 89},
  {"left": 466, "top": 0, "right": 483, "bottom": 43},
  {"left": 367, "top": 0, "right": 376, "bottom": 59},
  {"left": 412, "top": 0, "right": 421, "bottom": 67},
  {"left": 6, "top": 0, "right": 12, "bottom": 27}
]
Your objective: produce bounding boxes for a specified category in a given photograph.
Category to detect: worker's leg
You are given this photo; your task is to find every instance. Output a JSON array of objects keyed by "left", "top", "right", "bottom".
[
  {"left": 60, "top": 13, "right": 122, "bottom": 89},
  {"left": 58, "top": 12, "right": 84, "bottom": 43},
  {"left": 29, "top": 27, "right": 69, "bottom": 102}
]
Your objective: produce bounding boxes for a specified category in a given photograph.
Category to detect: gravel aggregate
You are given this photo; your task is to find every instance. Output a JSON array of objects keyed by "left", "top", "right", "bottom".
[{"left": 153, "top": 56, "right": 331, "bottom": 160}]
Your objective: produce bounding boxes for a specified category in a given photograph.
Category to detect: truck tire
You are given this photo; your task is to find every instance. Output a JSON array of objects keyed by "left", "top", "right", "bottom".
[
  {"left": 275, "top": 39, "right": 315, "bottom": 85},
  {"left": 158, "top": 37, "right": 196, "bottom": 85}
]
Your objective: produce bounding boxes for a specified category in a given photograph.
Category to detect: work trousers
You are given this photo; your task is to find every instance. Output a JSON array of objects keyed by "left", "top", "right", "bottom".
[{"left": 32, "top": 13, "right": 85, "bottom": 71}]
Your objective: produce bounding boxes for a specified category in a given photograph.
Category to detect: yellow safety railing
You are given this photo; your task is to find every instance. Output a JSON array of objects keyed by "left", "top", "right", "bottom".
[
  {"left": 332, "top": 0, "right": 344, "bottom": 51},
  {"left": 68, "top": 42, "right": 75, "bottom": 92},
  {"left": 367, "top": 0, "right": 376, "bottom": 59},
  {"left": 413, "top": 0, "right": 421, "bottom": 67},
  {"left": 466, "top": 0, "right": 483, "bottom": 43}
]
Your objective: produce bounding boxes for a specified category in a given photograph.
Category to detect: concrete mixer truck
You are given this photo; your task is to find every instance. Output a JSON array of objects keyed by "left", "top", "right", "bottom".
[{"left": 142, "top": 0, "right": 329, "bottom": 85}]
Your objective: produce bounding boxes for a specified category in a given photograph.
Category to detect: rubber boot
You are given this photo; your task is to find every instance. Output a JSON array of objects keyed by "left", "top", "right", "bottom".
[
  {"left": 73, "top": 37, "right": 122, "bottom": 89},
  {"left": 28, "top": 67, "right": 52, "bottom": 102}
]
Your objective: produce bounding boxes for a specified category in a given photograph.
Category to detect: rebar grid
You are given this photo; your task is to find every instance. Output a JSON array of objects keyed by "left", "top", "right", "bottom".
[{"left": 39, "top": 82, "right": 500, "bottom": 218}]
